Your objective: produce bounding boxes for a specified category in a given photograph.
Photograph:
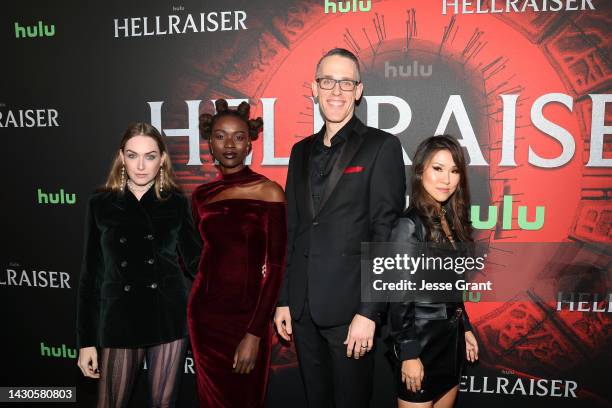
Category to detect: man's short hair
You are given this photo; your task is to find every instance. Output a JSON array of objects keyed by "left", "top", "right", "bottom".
[{"left": 315, "top": 48, "right": 361, "bottom": 82}]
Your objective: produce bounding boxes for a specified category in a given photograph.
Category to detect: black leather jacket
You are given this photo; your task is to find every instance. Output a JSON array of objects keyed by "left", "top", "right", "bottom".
[{"left": 387, "top": 207, "right": 473, "bottom": 363}]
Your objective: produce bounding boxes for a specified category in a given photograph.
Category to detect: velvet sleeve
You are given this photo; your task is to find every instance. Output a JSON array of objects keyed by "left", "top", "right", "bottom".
[
  {"left": 278, "top": 144, "right": 298, "bottom": 307},
  {"left": 76, "top": 195, "right": 103, "bottom": 349},
  {"left": 388, "top": 217, "right": 422, "bottom": 361},
  {"left": 358, "top": 135, "right": 406, "bottom": 322},
  {"left": 247, "top": 203, "right": 287, "bottom": 337},
  {"left": 177, "top": 193, "right": 202, "bottom": 279}
]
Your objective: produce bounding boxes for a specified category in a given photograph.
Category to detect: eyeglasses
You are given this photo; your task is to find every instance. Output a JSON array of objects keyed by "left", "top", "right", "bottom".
[{"left": 316, "top": 77, "right": 360, "bottom": 91}]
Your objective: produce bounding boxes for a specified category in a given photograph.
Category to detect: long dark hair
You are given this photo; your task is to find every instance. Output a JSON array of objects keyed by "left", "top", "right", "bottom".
[{"left": 410, "top": 135, "right": 473, "bottom": 242}]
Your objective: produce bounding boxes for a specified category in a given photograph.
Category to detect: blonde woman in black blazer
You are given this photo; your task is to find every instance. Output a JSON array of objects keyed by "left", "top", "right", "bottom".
[{"left": 76, "top": 123, "right": 201, "bottom": 407}]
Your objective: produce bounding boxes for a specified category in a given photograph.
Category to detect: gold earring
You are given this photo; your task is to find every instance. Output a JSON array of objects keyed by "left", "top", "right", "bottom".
[
  {"left": 159, "top": 167, "right": 164, "bottom": 192},
  {"left": 120, "top": 164, "right": 126, "bottom": 191}
]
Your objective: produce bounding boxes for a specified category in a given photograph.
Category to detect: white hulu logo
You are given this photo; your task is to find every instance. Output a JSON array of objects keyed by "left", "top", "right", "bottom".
[{"left": 385, "top": 61, "right": 432, "bottom": 78}]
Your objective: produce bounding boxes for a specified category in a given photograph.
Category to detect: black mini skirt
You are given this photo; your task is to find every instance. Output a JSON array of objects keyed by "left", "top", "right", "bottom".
[{"left": 388, "top": 304, "right": 467, "bottom": 403}]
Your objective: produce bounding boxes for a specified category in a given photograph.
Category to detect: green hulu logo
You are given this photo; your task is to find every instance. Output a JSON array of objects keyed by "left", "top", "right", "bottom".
[
  {"left": 15, "top": 21, "right": 55, "bottom": 38},
  {"left": 463, "top": 290, "right": 481, "bottom": 303},
  {"left": 324, "top": 0, "right": 371, "bottom": 13},
  {"left": 40, "top": 342, "right": 77, "bottom": 359},
  {"left": 37, "top": 188, "right": 76, "bottom": 205},
  {"left": 471, "top": 195, "right": 545, "bottom": 231}
]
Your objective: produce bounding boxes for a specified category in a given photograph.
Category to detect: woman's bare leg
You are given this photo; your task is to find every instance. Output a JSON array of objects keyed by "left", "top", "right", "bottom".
[
  {"left": 433, "top": 385, "right": 458, "bottom": 408},
  {"left": 398, "top": 399, "right": 433, "bottom": 408}
]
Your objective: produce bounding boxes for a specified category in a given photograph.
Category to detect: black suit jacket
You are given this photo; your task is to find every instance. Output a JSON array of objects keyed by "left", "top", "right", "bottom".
[
  {"left": 279, "top": 116, "right": 406, "bottom": 327},
  {"left": 76, "top": 188, "right": 201, "bottom": 348}
]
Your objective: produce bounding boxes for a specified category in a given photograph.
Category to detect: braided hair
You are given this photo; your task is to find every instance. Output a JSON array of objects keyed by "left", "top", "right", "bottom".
[{"left": 199, "top": 99, "right": 263, "bottom": 141}]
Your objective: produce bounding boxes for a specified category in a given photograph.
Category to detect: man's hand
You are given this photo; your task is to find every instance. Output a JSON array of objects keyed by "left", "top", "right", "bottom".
[
  {"left": 344, "top": 314, "right": 375, "bottom": 359},
  {"left": 274, "top": 306, "right": 293, "bottom": 341}
]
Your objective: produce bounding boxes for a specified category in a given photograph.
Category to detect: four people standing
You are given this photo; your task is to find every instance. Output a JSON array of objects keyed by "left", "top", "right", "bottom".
[{"left": 77, "top": 49, "right": 478, "bottom": 407}]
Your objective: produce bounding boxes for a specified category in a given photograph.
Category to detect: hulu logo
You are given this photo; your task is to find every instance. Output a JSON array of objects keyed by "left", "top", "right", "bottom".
[
  {"left": 385, "top": 61, "right": 432, "bottom": 78},
  {"left": 37, "top": 188, "right": 76, "bottom": 205},
  {"left": 324, "top": 0, "right": 371, "bottom": 13},
  {"left": 463, "top": 290, "right": 481, "bottom": 303},
  {"left": 40, "top": 342, "right": 77, "bottom": 359},
  {"left": 471, "top": 195, "right": 545, "bottom": 231},
  {"left": 14, "top": 21, "right": 55, "bottom": 39}
]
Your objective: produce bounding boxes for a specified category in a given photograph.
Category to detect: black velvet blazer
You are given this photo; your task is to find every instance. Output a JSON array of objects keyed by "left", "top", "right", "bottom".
[
  {"left": 388, "top": 207, "right": 473, "bottom": 367},
  {"left": 76, "top": 188, "right": 201, "bottom": 349}
]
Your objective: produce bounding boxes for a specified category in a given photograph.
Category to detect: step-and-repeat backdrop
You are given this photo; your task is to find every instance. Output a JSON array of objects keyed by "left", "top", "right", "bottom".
[{"left": 2, "top": 0, "right": 611, "bottom": 407}]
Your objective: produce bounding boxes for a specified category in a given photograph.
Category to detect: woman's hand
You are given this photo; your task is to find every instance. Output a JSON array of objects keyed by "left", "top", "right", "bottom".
[
  {"left": 401, "top": 358, "right": 424, "bottom": 393},
  {"left": 465, "top": 330, "right": 479, "bottom": 363},
  {"left": 77, "top": 347, "right": 100, "bottom": 378},
  {"left": 233, "top": 333, "right": 261, "bottom": 374}
]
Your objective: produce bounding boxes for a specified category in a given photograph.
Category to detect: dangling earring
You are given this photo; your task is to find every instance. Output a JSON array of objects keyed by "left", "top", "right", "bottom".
[
  {"left": 159, "top": 167, "right": 164, "bottom": 193},
  {"left": 120, "top": 164, "right": 126, "bottom": 192}
]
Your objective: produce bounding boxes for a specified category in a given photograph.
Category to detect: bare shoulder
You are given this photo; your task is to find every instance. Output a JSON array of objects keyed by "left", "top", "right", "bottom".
[{"left": 256, "top": 180, "right": 286, "bottom": 203}]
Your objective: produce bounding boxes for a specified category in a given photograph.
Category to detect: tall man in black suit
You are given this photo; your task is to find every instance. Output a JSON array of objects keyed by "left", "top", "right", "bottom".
[{"left": 274, "top": 48, "right": 406, "bottom": 408}]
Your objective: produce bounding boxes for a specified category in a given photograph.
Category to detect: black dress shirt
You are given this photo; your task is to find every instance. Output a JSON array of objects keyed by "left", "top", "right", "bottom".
[{"left": 310, "top": 116, "right": 356, "bottom": 211}]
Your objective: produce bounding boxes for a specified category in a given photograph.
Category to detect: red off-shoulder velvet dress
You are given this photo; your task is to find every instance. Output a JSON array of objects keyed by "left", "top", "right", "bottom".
[{"left": 188, "top": 167, "right": 286, "bottom": 408}]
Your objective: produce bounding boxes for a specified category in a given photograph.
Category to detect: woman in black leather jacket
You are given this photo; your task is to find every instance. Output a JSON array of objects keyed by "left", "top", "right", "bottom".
[{"left": 388, "top": 135, "right": 479, "bottom": 408}]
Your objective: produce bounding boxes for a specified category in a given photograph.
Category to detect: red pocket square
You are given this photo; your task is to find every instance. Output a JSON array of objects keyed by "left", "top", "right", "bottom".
[{"left": 344, "top": 166, "right": 364, "bottom": 174}]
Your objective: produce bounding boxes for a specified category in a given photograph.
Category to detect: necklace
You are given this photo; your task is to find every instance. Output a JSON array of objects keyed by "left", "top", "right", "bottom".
[
  {"left": 438, "top": 207, "right": 456, "bottom": 248},
  {"left": 127, "top": 179, "right": 154, "bottom": 193}
]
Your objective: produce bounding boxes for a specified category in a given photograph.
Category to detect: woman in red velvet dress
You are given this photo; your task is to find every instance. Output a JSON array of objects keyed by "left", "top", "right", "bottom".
[{"left": 188, "top": 99, "right": 286, "bottom": 408}]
